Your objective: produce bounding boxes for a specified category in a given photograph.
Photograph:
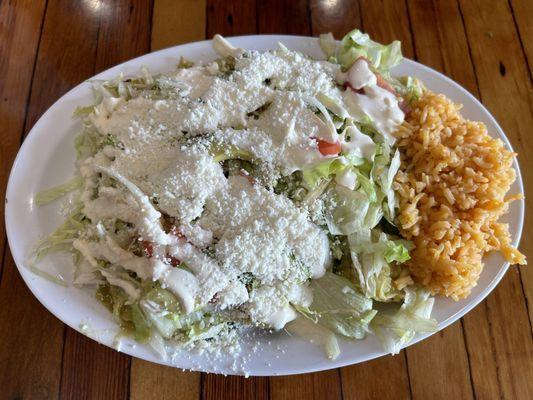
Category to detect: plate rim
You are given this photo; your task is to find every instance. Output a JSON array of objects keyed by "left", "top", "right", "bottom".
[{"left": 4, "top": 34, "right": 525, "bottom": 376}]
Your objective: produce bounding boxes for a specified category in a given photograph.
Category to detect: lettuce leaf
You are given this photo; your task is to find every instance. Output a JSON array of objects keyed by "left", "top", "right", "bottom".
[
  {"left": 371, "top": 287, "right": 438, "bottom": 354},
  {"left": 301, "top": 271, "right": 377, "bottom": 339},
  {"left": 338, "top": 29, "right": 403, "bottom": 72},
  {"left": 35, "top": 176, "right": 83, "bottom": 206}
]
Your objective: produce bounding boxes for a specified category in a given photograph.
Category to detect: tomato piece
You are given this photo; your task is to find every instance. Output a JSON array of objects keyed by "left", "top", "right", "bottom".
[
  {"left": 375, "top": 73, "right": 396, "bottom": 95},
  {"left": 317, "top": 139, "right": 341, "bottom": 156},
  {"left": 169, "top": 226, "right": 184, "bottom": 239},
  {"left": 167, "top": 255, "right": 181, "bottom": 267},
  {"left": 141, "top": 240, "right": 153, "bottom": 258}
]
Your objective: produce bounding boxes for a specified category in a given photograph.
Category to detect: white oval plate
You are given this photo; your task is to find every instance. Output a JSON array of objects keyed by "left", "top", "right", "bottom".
[{"left": 5, "top": 35, "right": 524, "bottom": 376}]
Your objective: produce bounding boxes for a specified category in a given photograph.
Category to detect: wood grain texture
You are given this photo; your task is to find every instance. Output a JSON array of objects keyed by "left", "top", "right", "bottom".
[
  {"left": 270, "top": 370, "right": 342, "bottom": 400},
  {"left": 257, "top": 0, "right": 310, "bottom": 35},
  {"left": 341, "top": 355, "right": 411, "bottom": 400},
  {"left": 129, "top": 1, "right": 204, "bottom": 397},
  {"left": 60, "top": 330, "right": 130, "bottom": 400},
  {"left": 457, "top": 0, "right": 533, "bottom": 398},
  {"left": 130, "top": 361, "right": 201, "bottom": 400},
  {"left": 206, "top": 0, "right": 257, "bottom": 37},
  {"left": 310, "top": 0, "right": 362, "bottom": 37},
  {"left": 202, "top": 375, "right": 270, "bottom": 400},
  {"left": 509, "top": 0, "right": 533, "bottom": 76},
  {"left": 151, "top": 0, "right": 207, "bottom": 50},
  {"left": 0, "top": 0, "right": 46, "bottom": 276}
]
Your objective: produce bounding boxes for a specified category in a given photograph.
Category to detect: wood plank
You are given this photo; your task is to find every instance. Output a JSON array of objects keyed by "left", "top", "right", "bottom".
[
  {"left": 257, "top": 0, "right": 310, "bottom": 35},
  {"left": 202, "top": 375, "right": 270, "bottom": 400},
  {"left": 270, "top": 370, "right": 342, "bottom": 400},
  {"left": 509, "top": 0, "right": 533, "bottom": 76},
  {"left": 206, "top": 0, "right": 257, "bottom": 38},
  {"left": 130, "top": 361, "right": 201, "bottom": 400},
  {"left": 129, "top": 1, "right": 204, "bottom": 398},
  {"left": 151, "top": 0, "right": 207, "bottom": 50},
  {"left": 56, "top": 0, "right": 152, "bottom": 398},
  {"left": 310, "top": 0, "right": 362, "bottom": 37},
  {"left": 406, "top": 324, "right": 474, "bottom": 399},
  {"left": 0, "top": 1, "right": 99, "bottom": 399},
  {"left": 0, "top": 0, "right": 46, "bottom": 274},
  {"left": 359, "top": 0, "right": 414, "bottom": 59},
  {"left": 341, "top": 354, "right": 411, "bottom": 400},
  {"left": 400, "top": 2, "right": 477, "bottom": 398},
  {"left": 333, "top": 3, "right": 413, "bottom": 398},
  {"left": 59, "top": 330, "right": 130, "bottom": 400},
  {"left": 457, "top": 0, "right": 533, "bottom": 398}
]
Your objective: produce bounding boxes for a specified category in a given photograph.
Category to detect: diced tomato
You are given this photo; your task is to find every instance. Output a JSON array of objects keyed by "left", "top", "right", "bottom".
[
  {"left": 317, "top": 139, "right": 341, "bottom": 156},
  {"left": 140, "top": 240, "right": 153, "bottom": 258},
  {"left": 167, "top": 255, "right": 181, "bottom": 267},
  {"left": 399, "top": 100, "right": 411, "bottom": 117},
  {"left": 238, "top": 170, "right": 255, "bottom": 184},
  {"left": 169, "top": 226, "right": 184, "bottom": 239},
  {"left": 375, "top": 73, "right": 396, "bottom": 95}
]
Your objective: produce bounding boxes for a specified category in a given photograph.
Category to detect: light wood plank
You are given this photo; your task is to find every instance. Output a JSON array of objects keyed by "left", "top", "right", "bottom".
[
  {"left": 406, "top": 324, "right": 474, "bottom": 399},
  {"left": 0, "top": 0, "right": 46, "bottom": 272},
  {"left": 130, "top": 360, "right": 201, "bottom": 400},
  {"left": 359, "top": 0, "right": 414, "bottom": 59},
  {"left": 152, "top": 0, "right": 207, "bottom": 50},
  {"left": 341, "top": 355, "right": 411, "bottom": 400},
  {"left": 310, "top": 0, "right": 362, "bottom": 37},
  {"left": 128, "top": 2, "right": 204, "bottom": 398},
  {"left": 457, "top": 0, "right": 533, "bottom": 398},
  {"left": 509, "top": 0, "right": 533, "bottom": 76}
]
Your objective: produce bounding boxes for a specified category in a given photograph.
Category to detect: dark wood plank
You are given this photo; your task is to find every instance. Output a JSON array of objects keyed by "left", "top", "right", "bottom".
[
  {"left": 60, "top": 330, "right": 130, "bottom": 400},
  {"left": 341, "top": 355, "right": 411, "bottom": 400},
  {"left": 509, "top": 0, "right": 533, "bottom": 76},
  {"left": 257, "top": 0, "right": 310, "bottom": 35},
  {"left": 151, "top": 0, "right": 207, "bottom": 51},
  {"left": 310, "top": 0, "right": 362, "bottom": 37},
  {"left": 202, "top": 375, "right": 270, "bottom": 400},
  {"left": 0, "top": 0, "right": 47, "bottom": 274},
  {"left": 270, "top": 371, "right": 342, "bottom": 400},
  {"left": 456, "top": 0, "right": 533, "bottom": 398},
  {"left": 129, "top": 0, "right": 204, "bottom": 397},
  {"left": 57, "top": 0, "right": 153, "bottom": 398},
  {"left": 0, "top": 1, "right": 97, "bottom": 399},
  {"left": 206, "top": 0, "right": 257, "bottom": 38}
]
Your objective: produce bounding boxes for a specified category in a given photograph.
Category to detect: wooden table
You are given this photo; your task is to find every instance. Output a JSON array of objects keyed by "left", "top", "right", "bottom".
[{"left": 1, "top": 1, "right": 532, "bottom": 399}]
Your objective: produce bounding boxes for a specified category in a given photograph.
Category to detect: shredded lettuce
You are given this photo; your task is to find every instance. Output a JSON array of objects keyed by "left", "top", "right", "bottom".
[
  {"left": 349, "top": 230, "right": 412, "bottom": 302},
  {"left": 337, "top": 29, "right": 403, "bottom": 72},
  {"left": 286, "top": 316, "right": 340, "bottom": 360},
  {"left": 34, "top": 176, "right": 83, "bottom": 206},
  {"left": 371, "top": 287, "right": 438, "bottom": 354},
  {"left": 300, "top": 271, "right": 377, "bottom": 339}
]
